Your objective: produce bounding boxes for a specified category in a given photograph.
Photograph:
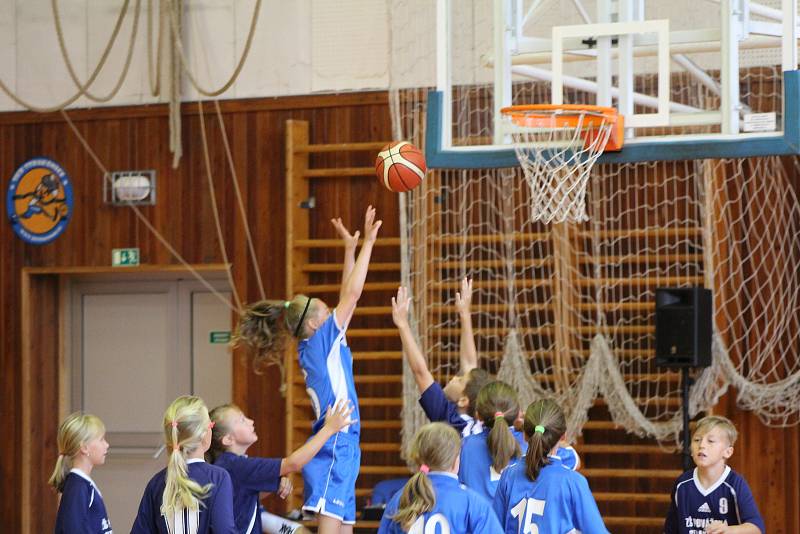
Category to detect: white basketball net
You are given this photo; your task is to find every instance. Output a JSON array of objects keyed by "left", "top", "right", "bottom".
[{"left": 504, "top": 110, "right": 614, "bottom": 223}]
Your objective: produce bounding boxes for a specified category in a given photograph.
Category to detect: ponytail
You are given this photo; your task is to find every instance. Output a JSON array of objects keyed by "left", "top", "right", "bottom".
[
  {"left": 393, "top": 471, "right": 436, "bottom": 531},
  {"left": 161, "top": 396, "right": 213, "bottom": 514},
  {"left": 48, "top": 412, "right": 105, "bottom": 492},
  {"left": 476, "top": 381, "right": 521, "bottom": 473},
  {"left": 393, "top": 423, "right": 460, "bottom": 530},
  {"left": 234, "top": 295, "right": 317, "bottom": 371},
  {"left": 523, "top": 399, "right": 566, "bottom": 481},
  {"left": 205, "top": 404, "right": 239, "bottom": 464}
]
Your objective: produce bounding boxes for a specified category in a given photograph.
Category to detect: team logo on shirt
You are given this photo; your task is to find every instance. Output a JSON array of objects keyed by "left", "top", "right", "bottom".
[
  {"left": 697, "top": 502, "right": 711, "bottom": 513},
  {"left": 6, "top": 158, "right": 73, "bottom": 245}
]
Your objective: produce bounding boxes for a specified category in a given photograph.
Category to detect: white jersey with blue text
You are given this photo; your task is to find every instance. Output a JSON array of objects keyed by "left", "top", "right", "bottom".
[
  {"left": 298, "top": 311, "right": 360, "bottom": 436},
  {"left": 379, "top": 472, "right": 503, "bottom": 534},
  {"left": 492, "top": 459, "right": 609, "bottom": 534}
]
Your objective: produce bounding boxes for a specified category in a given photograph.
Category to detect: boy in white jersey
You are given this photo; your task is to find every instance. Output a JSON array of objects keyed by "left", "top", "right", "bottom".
[{"left": 664, "top": 415, "right": 764, "bottom": 534}]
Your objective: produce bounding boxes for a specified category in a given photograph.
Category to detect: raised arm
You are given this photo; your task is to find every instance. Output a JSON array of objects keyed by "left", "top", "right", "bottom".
[
  {"left": 392, "top": 286, "right": 434, "bottom": 392},
  {"left": 455, "top": 277, "right": 478, "bottom": 374},
  {"left": 280, "top": 400, "right": 355, "bottom": 475},
  {"left": 334, "top": 206, "right": 382, "bottom": 328},
  {"left": 331, "top": 217, "right": 359, "bottom": 300}
]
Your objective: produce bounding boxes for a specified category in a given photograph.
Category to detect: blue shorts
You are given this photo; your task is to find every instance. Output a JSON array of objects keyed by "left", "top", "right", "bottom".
[{"left": 302, "top": 431, "right": 360, "bottom": 524}]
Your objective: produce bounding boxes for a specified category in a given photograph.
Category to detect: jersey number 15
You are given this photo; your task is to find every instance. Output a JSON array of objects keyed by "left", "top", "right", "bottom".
[{"left": 510, "top": 497, "right": 546, "bottom": 534}]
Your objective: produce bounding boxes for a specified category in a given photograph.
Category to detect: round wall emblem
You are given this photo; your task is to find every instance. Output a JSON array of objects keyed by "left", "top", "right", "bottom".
[{"left": 6, "top": 157, "right": 73, "bottom": 245}]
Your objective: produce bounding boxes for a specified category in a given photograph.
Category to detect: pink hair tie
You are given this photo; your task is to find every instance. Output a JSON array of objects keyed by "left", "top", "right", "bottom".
[
  {"left": 494, "top": 411, "right": 505, "bottom": 419},
  {"left": 419, "top": 464, "right": 430, "bottom": 474},
  {"left": 171, "top": 420, "right": 178, "bottom": 428}
]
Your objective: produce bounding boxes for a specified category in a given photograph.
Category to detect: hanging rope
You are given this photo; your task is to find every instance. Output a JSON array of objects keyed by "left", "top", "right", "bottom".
[
  {"left": 51, "top": 0, "right": 142, "bottom": 103},
  {"left": 60, "top": 109, "right": 238, "bottom": 314},
  {"left": 213, "top": 100, "right": 266, "bottom": 301},
  {"left": 146, "top": 0, "right": 164, "bottom": 96},
  {"left": 196, "top": 100, "right": 244, "bottom": 313},
  {"left": 0, "top": 3, "right": 132, "bottom": 112},
  {"left": 165, "top": 0, "right": 262, "bottom": 97},
  {"left": 168, "top": 0, "right": 183, "bottom": 168}
]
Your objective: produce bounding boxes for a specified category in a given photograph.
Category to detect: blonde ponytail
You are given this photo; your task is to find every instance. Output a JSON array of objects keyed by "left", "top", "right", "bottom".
[
  {"left": 161, "top": 396, "right": 213, "bottom": 514},
  {"left": 234, "top": 295, "right": 320, "bottom": 372},
  {"left": 392, "top": 423, "right": 460, "bottom": 530},
  {"left": 477, "top": 381, "right": 522, "bottom": 473},
  {"left": 48, "top": 412, "right": 105, "bottom": 492},
  {"left": 393, "top": 472, "right": 436, "bottom": 531}
]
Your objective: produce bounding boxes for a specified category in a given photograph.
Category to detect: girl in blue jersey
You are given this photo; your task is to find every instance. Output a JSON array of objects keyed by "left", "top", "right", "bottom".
[
  {"left": 50, "top": 412, "right": 112, "bottom": 533},
  {"left": 379, "top": 422, "right": 503, "bottom": 534},
  {"left": 459, "top": 381, "right": 523, "bottom": 501},
  {"left": 206, "top": 400, "right": 354, "bottom": 534},
  {"left": 492, "top": 399, "right": 609, "bottom": 534},
  {"left": 236, "top": 206, "right": 381, "bottom": 534},
  {"left": 132, "top": 395, "right": 237, "bottom": 534},
  {"left": 391, "top": 282, "right": 490, "bottom": 437}
]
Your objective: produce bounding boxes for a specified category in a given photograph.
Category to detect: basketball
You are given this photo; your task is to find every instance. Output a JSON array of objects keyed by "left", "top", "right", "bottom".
[{"left": 375, "top": 141, "right": 426, "bottom": 193}]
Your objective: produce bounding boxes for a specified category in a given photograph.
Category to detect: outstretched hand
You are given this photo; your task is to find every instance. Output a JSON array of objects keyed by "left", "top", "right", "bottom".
[
  {"left": 331, "top": 217, "right": 360, "bottom": 250},
  {"left": 323, "top": 399, "right": 357, "bottom": 433},
  {"left": 363, "top": 205, "right": 382, "bottom": 244},
  {"left": 455, "top": 277, "right": 473, "bottom": 316},
  {"left": 392, "top": 286, "right": 412, "bottom": 327}
]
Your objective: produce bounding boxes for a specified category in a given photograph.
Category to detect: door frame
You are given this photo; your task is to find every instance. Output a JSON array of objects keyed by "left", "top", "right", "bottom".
[{"left": 20, "top": 264, "right": 229, "bottom": 534}]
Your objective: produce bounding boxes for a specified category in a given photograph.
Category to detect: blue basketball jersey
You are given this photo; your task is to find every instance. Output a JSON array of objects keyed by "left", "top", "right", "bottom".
[
  {"left": 54, "top": 470, "right": 113, "bottom": 534},
  {"left": 418, "top": 382, "right": 484, "bottom": 437},
  {"left": 298, "top": 311, "right": 360, "bottom": 436},
  {"left": 379, "top": 472, "right": 503, "bottom": 534},
  {"left": 492, "top": 460, "right": 609, "bottom": 534},
  {"left": 555, "top": 445, "right": 580, "bottom": 471},
  {"left": 459, "top": 428, "right": 526, "bottom": 501},
  {"left": 213, "top": 452, "right": 282, "bottom": 534},
  {"left": 663, "top": 466, "right": 765, "bottom": 534},
  {"left": 131, "top": 458, "right": 237, "bottom": 534}
]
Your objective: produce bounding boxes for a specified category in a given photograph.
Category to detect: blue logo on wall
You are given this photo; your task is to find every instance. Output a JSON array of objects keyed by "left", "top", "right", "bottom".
[{"left": 6, "top": 158, "right": 73, "bottom": 245}]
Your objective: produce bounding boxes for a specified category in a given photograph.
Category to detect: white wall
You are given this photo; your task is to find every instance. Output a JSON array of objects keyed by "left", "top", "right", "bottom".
[{"left": 0, "top": 0, "right": 391, "bottom": 112}]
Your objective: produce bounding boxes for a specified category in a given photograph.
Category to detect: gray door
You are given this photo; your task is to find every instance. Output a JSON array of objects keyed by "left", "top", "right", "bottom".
[{"left": 69, "top": 278, "right": 233, "bottom": 530}]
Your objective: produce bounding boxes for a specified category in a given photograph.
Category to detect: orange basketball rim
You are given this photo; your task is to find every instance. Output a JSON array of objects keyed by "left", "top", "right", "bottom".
[{"left": 500, "top": 104, "right": 624, "bottom": 152}]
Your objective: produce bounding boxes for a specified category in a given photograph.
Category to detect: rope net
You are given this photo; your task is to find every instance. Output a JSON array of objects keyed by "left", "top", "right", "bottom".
[
  {"left": 389, "top": 0, "right": 800, "bottom": 453},
  {"left": 503, "top": 109, "right": 616, "bottom": 223}
]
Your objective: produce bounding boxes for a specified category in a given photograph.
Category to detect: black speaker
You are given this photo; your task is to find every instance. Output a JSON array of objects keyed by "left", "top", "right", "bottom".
[{"left": 655, "top": 287, "right": 712, "bottom": 368}]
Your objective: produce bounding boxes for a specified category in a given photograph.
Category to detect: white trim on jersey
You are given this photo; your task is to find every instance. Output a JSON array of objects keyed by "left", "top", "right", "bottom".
[
  {"left": 324, "top": 310, "right": 351, "bottom": 432},
  {"left": 69, "top": 467, "right": 102, "bottom": 506},
  {"left": 460, "top": 414, "right": 483, "bottom": 436},
  {"left": 692, "top": 465, "right": 731, "bottom": 496},
  {"left": 674, "top": 477, "right": 694, "bottom": 507},
  {"left": 244, "top": 502, "right": 258, "bottom": 534},
  {"left": 722, "top": 481, "right": 742, "bottom": 524}
]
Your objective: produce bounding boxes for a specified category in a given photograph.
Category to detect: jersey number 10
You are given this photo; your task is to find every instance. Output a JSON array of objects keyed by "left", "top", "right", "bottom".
[
  {"left": 409, "top": 513, "right": 450, "bottom": 534},
  {"left": 510, "top": 497, "right": 546, "bottom": 534}
]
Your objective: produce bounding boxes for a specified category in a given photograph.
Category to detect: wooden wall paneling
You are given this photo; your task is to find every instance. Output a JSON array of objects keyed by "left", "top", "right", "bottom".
[{"left": 20, "top": 272, "right": 60, "bottom": 534}]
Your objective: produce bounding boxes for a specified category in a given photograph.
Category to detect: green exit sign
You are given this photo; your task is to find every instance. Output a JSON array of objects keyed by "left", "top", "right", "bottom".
[
  {"left": 112, "top": 248, "right": 140, "bottom": 267},
  {"left": 209, "top": 331, "right": 231, "bottom": 344}
]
